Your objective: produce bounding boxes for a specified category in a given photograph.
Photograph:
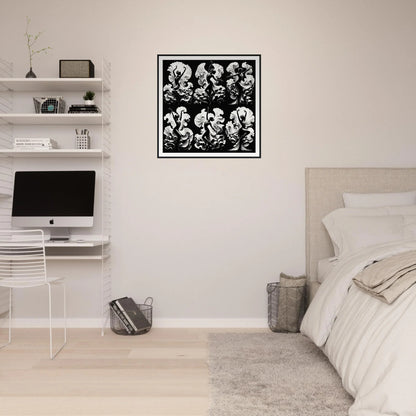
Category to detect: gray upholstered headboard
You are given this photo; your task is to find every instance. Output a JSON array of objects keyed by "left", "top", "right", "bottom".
[{"left": 305, "top": 168, "right": 416, "bottom": 299}]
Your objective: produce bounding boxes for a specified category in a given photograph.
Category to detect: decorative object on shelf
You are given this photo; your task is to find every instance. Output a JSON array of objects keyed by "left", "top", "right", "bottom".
[
  {"left": 75, "top": 129, "right": 90, "bottom": 149},
  {"left": 13, "top": 137, "right": 57, "bottom": 151},
  {"left": 157, "top": 54, "right": 261, "bottom": 158},
  {"left": 25, "top": 68, "right": 36, "bottom": 79},
  {"left": 24, "top": 16, "right": 52, "bottom": 78},
  {"left": 33, "top": 96, "right": 65, "bottom": 113},
  {"left": 59, "top": 60, "right": 95, "bottom": 78},
  {"left": 83, "top": 90, "right": 95, "bottom": 105}
]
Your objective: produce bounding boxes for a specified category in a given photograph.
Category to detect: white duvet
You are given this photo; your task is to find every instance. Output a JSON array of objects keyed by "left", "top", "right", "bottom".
[{"left": 301, "top": 240, "right": 416, "bottom": 416}]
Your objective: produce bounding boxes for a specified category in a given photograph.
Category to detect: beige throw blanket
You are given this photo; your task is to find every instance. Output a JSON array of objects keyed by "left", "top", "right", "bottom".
[{"left": 353, "top": 250, "right": 416, "bottom": 303}]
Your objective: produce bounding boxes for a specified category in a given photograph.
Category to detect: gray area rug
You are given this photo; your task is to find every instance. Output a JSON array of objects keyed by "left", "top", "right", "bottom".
[{"left": 208, "top": 333, "right": 353, "bottom": 416}]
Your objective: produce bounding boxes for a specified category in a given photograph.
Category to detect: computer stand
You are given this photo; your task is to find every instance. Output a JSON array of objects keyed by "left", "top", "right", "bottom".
[{"left": 49, "top": 228, "right": 70, "bottom": 241}]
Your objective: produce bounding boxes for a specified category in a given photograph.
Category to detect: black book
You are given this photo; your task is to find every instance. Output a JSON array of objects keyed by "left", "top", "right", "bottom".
[
  {"left": 114, "top": 297, "right": 151, "bottom": 333},
  {"left": 109, "top": 299, "right": 134, "bottom": 334},
  {"left": 69, "top": 110, "right": 99, "bottom": 113},
  {"left": 69, "top": 105, "right": 100, "bottom": 112}
]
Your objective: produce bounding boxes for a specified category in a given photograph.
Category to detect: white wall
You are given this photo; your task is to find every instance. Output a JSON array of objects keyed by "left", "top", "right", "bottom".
[{"left": 1, "top": 0, "right": 416, "bottom": 325}]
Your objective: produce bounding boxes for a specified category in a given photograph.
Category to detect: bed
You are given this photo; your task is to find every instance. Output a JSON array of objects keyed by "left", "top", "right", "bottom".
[{"left": 301, "top": 167, "right": 416, "bottom": 416}]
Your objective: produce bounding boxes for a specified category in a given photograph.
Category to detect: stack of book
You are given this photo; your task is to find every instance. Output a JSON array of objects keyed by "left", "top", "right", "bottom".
[
  {"left": 68, "top": 104, "right": 100, "bottom": 113},
  {"left": 110, "top": 297, "right": 151, "bottom": 335},
  {"left": 14, "top": 138, "right": 58, "bottom": 151}
]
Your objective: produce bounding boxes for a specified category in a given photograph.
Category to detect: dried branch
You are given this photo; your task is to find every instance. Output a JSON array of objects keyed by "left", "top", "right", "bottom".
[{"left": 24, "top": 16, "right": 52, "bottom": 68}]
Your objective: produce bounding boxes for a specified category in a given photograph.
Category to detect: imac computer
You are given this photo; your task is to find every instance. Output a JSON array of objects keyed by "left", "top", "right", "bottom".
[{"left": 12, "top": 170, "right": 96, "bottom": 240}]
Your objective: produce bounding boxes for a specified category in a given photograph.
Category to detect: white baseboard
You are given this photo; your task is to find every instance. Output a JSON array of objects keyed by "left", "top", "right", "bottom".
[
  {"left": 9, "top": 318, "right": 103, "bottom": 328},
  {"left": 5, "top": 318, "right": 267, "bottom": 329},
  {"left": 154, "top": 319, "right": 267, "bottom": 328}
]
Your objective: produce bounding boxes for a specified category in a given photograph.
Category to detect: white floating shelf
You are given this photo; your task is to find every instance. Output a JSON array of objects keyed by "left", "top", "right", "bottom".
[
  {"left": 45, "top": 240, "right": 108, "bottom": 247},
  {"left": 46, "top": 255, "right": 109, "bottom": 261},
  {"left": 0, "top": 113, "right": 105, "bottom": 125},
  {"left": 0, "top": 241, "right": 107, "bottom": 249},
  {"left": 0, "top": 149, "right": 109, "bottom": 158},
  {"left": 0, "top": 78, "right": 108, "bottom": 92}
]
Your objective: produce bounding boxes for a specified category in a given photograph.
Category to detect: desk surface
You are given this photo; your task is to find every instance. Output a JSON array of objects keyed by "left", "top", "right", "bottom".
[{"left": 45, "top": 241, "right": 108, "bottom": 248}]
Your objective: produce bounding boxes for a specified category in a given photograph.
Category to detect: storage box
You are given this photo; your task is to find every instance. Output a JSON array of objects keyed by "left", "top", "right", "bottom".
[{"left": 59, "top": 60, "right": 95, "bottom": 78}]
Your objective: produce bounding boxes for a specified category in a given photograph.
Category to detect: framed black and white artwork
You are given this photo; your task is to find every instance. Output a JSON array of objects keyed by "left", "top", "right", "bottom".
[{"left": 157, "top": 54, "right": 261, "bottom": 158}]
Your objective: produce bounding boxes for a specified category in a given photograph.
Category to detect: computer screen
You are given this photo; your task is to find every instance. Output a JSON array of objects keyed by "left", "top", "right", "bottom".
[{"left": 12, "top": 170, "right": 96, "bottom": 228}]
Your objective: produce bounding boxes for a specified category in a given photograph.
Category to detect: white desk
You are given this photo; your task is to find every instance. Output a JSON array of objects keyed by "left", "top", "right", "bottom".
[
  {"left": 43, "top": 239, "right": 110, "bottom": 260},
  {"left": 44, "top": 241, "right": 108, "bottom": 248}
]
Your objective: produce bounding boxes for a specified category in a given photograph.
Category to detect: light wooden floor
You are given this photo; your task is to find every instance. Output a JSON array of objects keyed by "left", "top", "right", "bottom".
[{"left": 0, "top": 328, "right": 264, "bottom": 416}]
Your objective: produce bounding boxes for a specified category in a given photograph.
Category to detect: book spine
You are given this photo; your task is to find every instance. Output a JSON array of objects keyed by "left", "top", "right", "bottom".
[
  {"left": 14, "top": 138, "right": 52, "bottom": 141},
  {"left": 110, "top": 302, "right": 134, "bottom": 334},
  {"left": 14, "top": 142, "right": 56, "bottom": 150},
  {"left": 14, "top": 139, "right": 57, "bottom": 145},
  {"left": 14, "top": 141, "right": 53, "bottom": 144},
  {"left": 14, "top": 144, "right": 52, "bottom": 148},
  {"left": 13, "top": 147, "right": 52, "bottom": 153},
  {"left": 14, "top": 142, "right": 51, "bottom": 145},
  {"left": 115, "top": 299, "right": 138, "bottom": 332},
  {"left": 13, "top": 148, "right": 53, "bottom": 151}
]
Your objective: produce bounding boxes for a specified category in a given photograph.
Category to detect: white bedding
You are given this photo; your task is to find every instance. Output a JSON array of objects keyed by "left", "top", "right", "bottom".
[
  {"left": 317, "top": 257, "right": 338, "bottom": 283},
  {"left": 301, "top": 240, "right": 416, "bottom": 416}
]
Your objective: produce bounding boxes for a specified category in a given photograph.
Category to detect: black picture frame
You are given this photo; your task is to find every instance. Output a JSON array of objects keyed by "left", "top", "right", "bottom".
[{"left": 157, "top": 54, "right": 261, "bottom": 158}]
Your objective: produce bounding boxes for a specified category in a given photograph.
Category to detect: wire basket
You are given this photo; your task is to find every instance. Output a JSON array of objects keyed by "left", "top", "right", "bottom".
[
  {"left": 110, "top": 297, "right": 153, "bottom": 336},
  {"left": 33, "top": 96, "right": 66, "bottom": 114},
  {"left": 267, "top": 280, "right": 306, "bottom": 333}
]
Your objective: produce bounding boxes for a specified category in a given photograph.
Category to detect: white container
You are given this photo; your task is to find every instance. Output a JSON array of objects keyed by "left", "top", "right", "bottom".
[{"left": 75, "top": 134, "right": 90, "bottom": 149}]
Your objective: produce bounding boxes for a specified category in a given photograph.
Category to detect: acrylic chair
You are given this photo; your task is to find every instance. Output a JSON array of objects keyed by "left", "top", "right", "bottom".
[{"left": 0, "top": 229, "right": 66, "bottom": 359}]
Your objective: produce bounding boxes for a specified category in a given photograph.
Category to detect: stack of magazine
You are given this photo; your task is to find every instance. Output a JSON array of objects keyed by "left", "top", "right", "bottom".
[
  {"left": 14, "top": 138, "right": 57, "bottom": 151},
  {"left": 110, "top": 297, "right": 151, "bottom": 334},
  {"left": 68, "top": 104, "right": 100, "bottom": 113}
]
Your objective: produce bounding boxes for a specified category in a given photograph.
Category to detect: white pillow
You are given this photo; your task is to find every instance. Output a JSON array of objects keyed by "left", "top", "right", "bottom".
[
  {"left": 322, "top": 206, "right": 416, "bottom": 257},
  {"left": 323, "top": 215, "right": 405, "bottom": 258},
  {"left": 323, "top": 206, "right": 416, "bottom": 242},
  {"left": 404, "top": 215, "right": 416, "bottom": 239},
  {"left": 343, "top": 191, "right": 416, "bottom": 208}
]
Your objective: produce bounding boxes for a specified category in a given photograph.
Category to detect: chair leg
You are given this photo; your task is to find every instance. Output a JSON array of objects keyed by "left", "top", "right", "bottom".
[
  {"left": 8, "top": 287, "right": 11, "bottom": 344},
  {"left": 0, "top": 288, "right": 12, "bottom": 349},
  {"left": 101, "top": 312, "right": 110, "bottom": 337},
  {"left": 63, "top": 283, "right": 67, "bottom": 344},
  {"left": 47, "top": 282, "right": 67, "bottom": 359}
]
